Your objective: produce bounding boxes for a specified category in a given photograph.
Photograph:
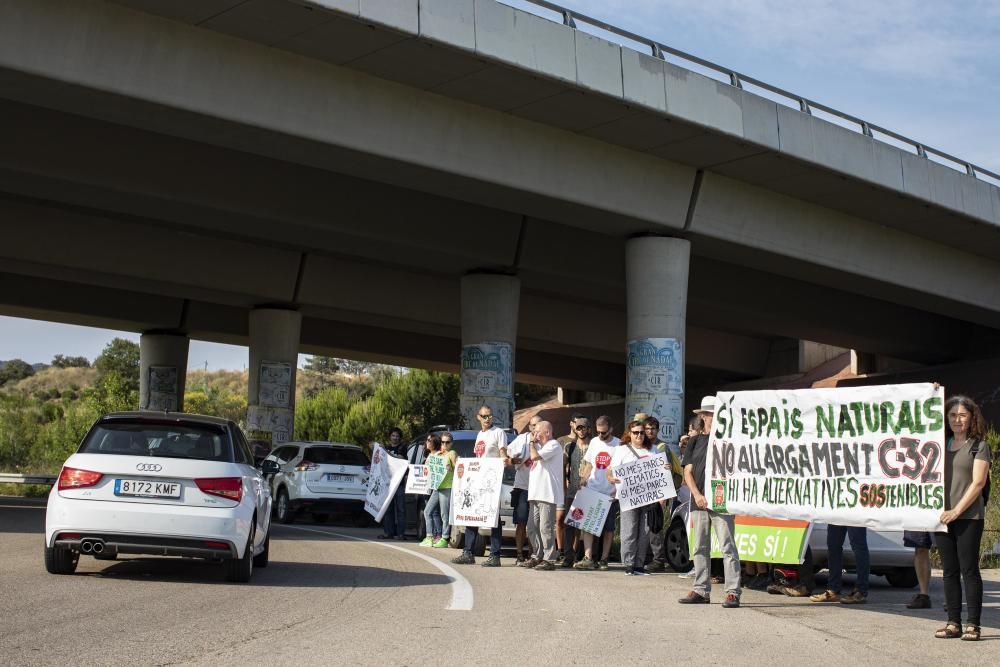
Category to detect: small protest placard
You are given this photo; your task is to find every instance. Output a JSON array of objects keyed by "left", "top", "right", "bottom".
[
  {"left": 451, "top": 457, "right": 504, "bottom": 528},
  {"left": 426, "top": 455, "right": 449, "bottom": 490},
  {"left": 405, "top": 464, "right": 432, "bottom": 495},
  {"left": 564, "top": 487, "right": 613, "bottom": 536},
  {"left": 613, "top": 453, "right": 677, "bottom": 512}
]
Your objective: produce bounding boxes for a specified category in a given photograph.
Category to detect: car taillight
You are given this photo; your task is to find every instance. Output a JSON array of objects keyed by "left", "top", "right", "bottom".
[
  {"left": 295, "top": 460, "right": 318, "bottom": 472},
  {"left": 195, "top": 477, "right": 242, "bottom": 501},
  {"left": 59, "top": 532, "right": 82, "bottom": 539},
  {"left": 203, "top": 540, "right": 230, "bottom": 549},
  {"left": 58, "top": 467, "right": 103, "bottom": 490}
]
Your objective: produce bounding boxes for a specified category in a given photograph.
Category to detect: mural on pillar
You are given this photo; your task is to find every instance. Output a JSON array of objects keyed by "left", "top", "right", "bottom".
[
  {"left": 625, "top": 338, "right": 684, "bottom": 452},
  {"left": 146, "top": 366, "right": 178, "bottom": 412},
  {"left": 460, "top": 342, "right": 513, "bottom": 429},
  {"left": 258, "top": 361, "right": 292, "bottom": 408},
  {"left": 247, "top": 406, "right": 293, "bottom": 445}
]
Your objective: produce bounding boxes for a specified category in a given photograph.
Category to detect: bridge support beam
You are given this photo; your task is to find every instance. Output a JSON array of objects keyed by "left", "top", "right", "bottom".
[
  {"left": 247, "top": 307, "right": 301, "bottom": 451},
  {"left": 139, "top": 332, "right": 189, "bottom": 412},
  {"left": 625, "top": 236, "right": 691, "bottom": 454},
  {"left": 460, "top": 273, "right": 520, "bottom": 429}
]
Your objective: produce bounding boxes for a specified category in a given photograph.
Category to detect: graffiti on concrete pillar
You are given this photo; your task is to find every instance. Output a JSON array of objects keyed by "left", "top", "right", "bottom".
[
  {"left": 258, "top": 361, "right": 292, "bottom": 408},
  {"left": 460, "top": 342, "right": 513, "bottom": 428},
  {"left": 247, "top": 405, "right": 293, "bottom": 446},
  {"left": 146, "top": 366, "right": 178, "bottom": 412},
  {"left": 625, "top": 338, "right": 684, "bottom": 453}
]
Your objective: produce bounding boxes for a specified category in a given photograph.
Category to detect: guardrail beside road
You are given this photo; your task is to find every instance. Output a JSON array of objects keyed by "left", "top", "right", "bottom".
[{"left": 0, "top": 473, "right": 57, "bottom": 485}]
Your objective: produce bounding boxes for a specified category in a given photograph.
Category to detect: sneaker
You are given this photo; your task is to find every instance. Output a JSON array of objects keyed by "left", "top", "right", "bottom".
[
  {"left": 515, "top": 557, "right": 527, "bottom": 567},
  {"left": 561, "top": 557, "right": 576, "bottom": 569},
  {"left": 766, "top": 582, "right": 786, "bottom": 595},
  {"left": 711, "top": 575, "right": 724, "bottom": 584},
  {"left": 783, "top": 585, "right": 810, "bottom": 597},
  {"left": 523, "top": 557, "right": 540, "bottom": 569},
  {"left": 646, "top": 561, "right": 665, "bottom": 573},
  {"left": 573, "top": 557, "right": 597, "bottom": 571},
  {"left": 597, "top": 560, "right": 610, "bottom": 571},
  {"left": 678, "top": 591, "right": 710, "bottom": 604},
  {"left": 553, "top": 555, "right": 566, "bottom": 566},
  {"left": 906, "top": 593, "right": 931, "bottom": 609},
  {"left": 748, "top": 574, "right": 769, "bottom": 591},
  {"left": 432, "top": 538, "right": 449, "bottom": 548},
  {"left": 534, "top": 560, "right": 555, "bottom": 571},
  {"left": 840, "top": 589, "right": 867, "bottom": 604},
  {"left": 451, "top": 553, "right": 475, "bottom": 565},
  {"left": 722, "top": 593, "right": 741, "bottom": 608},
  {"left": 418, "top": 537, "right": 434, "bottom": 547},
  {"left": 480, "top": 555, "right": 501, "bottom": 568},
  {"left": 632, "top": 567, "right": 650, "bottom": 576},
  {"left": 678, "top": 570, "right": 695, "bottom": 579},
  {"left": 809, "top": 589, "right": 840, "bottom": 603}
]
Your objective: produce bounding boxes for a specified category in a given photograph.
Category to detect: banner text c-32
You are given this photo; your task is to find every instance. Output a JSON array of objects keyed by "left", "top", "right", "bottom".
[{"left": 706, "top": 383, "right": 946, "bottom": 532}]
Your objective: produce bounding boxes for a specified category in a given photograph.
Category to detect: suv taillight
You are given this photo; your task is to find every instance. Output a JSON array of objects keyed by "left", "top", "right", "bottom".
[
  {"left": 58, "top": 467, "right": 103, "bottom": 490},
  {"left": 295, "top": 460, "right": 319, "bottom": 472},
  {"left": 195, "top": 477, "right": 242, "bottom": 501}
]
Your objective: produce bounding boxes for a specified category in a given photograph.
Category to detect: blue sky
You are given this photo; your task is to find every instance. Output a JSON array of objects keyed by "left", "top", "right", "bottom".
[{"left": 2, "top": 0, "right": 998, "bottom": 370}]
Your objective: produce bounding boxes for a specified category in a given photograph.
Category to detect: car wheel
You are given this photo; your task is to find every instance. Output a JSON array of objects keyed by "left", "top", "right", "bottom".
[
  {"left": 275, "top": 489, "right": 295, "bottom": 524},
  {"left": 885, "top": 566, "right": 918, "bottom": 588},
  {"left": 311, "top": 513, "right": 329, "bottom": 524},
  {"left": 44, "top": 545, "right": 79, "bottom": 575},
  {"left": 226, "top": 526, "right": 255, "bottom": 583},
  {"left": 252, "top": 530, "right": 269, "bottom": 569},
  {"left": 665, "top": 519, "right": 692, "bottom": 573}
]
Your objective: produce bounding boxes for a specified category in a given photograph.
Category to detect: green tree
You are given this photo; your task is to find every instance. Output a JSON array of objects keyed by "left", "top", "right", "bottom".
[
  {"left": 51, "top": 354, "right": 90, "bottom": 368},
  {"left": 0, "top": 359, "right": 35, "bottom": 386},
  {"left": 94, "top": 338, "right": 140, "bottom": 395},
  {"left": 294, "top": 387, "right": 352, "bottom": 441},
  {"left": 302, "top": 355, "right": 339, "bottom": 376}
]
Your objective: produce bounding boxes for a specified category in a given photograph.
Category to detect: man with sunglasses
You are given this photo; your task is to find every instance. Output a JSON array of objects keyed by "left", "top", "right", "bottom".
[
  {"left": 560, "top": 417, "right": 591, "bottom": 567},
  {"left": 452, "top": 406, "right": 508, "bottom": 566},
  {"left": 506, "top": 415, "right": 541, "bottom": 565},
  {"left": 574, "top": 415, "right": 619, "bottom": 570}
]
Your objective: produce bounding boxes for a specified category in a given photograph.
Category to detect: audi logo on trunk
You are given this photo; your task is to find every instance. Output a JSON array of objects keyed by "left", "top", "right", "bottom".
[{"left": 136, "top": 463, "right": 162, "bottom": 472}]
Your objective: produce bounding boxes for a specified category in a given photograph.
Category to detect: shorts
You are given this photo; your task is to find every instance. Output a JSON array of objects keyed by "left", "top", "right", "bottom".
[
  {"left": 510, "top": 487, "right": 529, "bottom": 525},
  {"left": 602, "top": 500, "right": 620, "bottom": 534},
  {"left": 903, "top": 530, "right": 933, "bottom": 549}
]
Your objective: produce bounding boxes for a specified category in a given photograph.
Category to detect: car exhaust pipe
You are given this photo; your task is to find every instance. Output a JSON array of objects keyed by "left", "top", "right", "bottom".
[
  {"left": 80, "top": 540, "right": 93, "bottom": 553},
  {"left": 91, "top": 541, "right": 105, "bottom": 554}
]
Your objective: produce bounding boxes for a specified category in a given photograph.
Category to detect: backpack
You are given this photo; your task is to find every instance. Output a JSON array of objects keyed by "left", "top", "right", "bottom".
[{"left": 970, "top": 440, "right": 992, "bottom": 506}]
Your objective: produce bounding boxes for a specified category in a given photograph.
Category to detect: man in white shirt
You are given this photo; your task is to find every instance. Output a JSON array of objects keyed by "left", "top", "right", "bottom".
[
  {"left": 452, "top": 405, "right": 508, "bottom": 567},
  {"left": 506, "top": 415, "right": 540, "bottom": 565},
  {"left": 524, "top": 421, "right": 563, "bottom": 571},
  {"left": 573, "top": 415, "right": 620, "bottom": 571}
]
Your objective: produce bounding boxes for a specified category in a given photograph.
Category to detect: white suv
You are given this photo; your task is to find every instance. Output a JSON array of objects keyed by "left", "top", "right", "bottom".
[
  {"left": 44, "top": 412, "right": 274, "bottom": 583},
  {"left": 264, "top": 442, "right": 370, "bottom": 525}
]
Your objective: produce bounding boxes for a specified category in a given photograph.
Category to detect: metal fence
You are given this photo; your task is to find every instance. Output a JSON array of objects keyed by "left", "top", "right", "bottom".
[{"left": 512, "top": 0, "right": 1000, "bottom": 188}]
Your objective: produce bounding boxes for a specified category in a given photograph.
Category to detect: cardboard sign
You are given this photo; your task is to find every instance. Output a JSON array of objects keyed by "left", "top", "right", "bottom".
[
  {"left": 613, "top": 453, "right": 677, "bottom": 511},
  {"left": 450, "top": 457, "right": 504, "bottom": 528},
  {"left": 364, "top": 443, "right": 408, "bottom": 521},
  {"left": 564, "top": 487, "right": 613, "bottom": 536},
  {"left": 405, "top": 464, "right": 432, "bottom": 495}
]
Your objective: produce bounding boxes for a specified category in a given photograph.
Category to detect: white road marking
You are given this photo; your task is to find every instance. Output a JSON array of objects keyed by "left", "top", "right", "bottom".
[{"left": 279, "top": 525, "right": 474, "bottom": 611}]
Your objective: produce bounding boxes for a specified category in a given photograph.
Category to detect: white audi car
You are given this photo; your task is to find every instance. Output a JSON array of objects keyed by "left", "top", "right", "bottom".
[{"left": 45, "top": 412, "right": 276, "bottom": 582}]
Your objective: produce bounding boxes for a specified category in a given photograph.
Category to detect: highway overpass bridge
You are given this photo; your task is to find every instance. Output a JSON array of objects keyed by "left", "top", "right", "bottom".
[{"left": 1, "top": 0, "right": 999, "bottom": 443}]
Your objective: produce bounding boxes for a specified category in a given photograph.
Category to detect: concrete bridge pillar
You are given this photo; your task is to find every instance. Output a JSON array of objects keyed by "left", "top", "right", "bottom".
[
  {"left": 625, "top": 236, "right": 690, "bottom": 454},
  {"left": 247, "top": 307, "right": 301, "bottom": 451},
  {"left": 460, "top": 273, "right": 520, "bottom": 429},
  {"left": 139, "top": 332, "right": 189, "bottom": 412}
]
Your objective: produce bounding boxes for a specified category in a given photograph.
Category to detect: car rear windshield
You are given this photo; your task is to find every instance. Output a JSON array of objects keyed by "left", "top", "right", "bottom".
[
  {"left": 304, "top": 447, "right": 368, "bottom": 466},
  {"left": 80, "top": 422, "right": 232, "bottom": 462}
]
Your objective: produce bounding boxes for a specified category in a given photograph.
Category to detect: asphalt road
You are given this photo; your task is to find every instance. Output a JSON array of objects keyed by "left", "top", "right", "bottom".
[{"left": 1, "top": 496, "right": 998, "bottom": 665}]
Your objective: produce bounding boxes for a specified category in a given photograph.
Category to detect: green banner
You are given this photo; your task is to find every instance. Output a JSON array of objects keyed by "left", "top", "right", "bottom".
[
  {"left": 427, "top": 455, "right": 449, "bottom": 490},
  {"left": 687, "top": 514, "right": 812, "bottom": 564}
]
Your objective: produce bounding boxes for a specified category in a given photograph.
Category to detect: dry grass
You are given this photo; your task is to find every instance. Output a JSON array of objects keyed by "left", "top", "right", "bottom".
[{"left": 10, "top": 367, "right": 97, "bottom": 395}]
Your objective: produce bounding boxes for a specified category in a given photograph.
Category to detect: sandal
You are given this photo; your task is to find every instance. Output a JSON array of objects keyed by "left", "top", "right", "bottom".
[
  {"left": 934, "top": 623, "right": 961, "bottom": 639},
  {"left": 961, "top": 625, "right": 980, "bottom": 642}
]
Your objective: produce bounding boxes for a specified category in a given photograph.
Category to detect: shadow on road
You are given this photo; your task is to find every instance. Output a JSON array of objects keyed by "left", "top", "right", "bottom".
[{"left": 84, "top": 557, "right": 452, "bottom": 588}]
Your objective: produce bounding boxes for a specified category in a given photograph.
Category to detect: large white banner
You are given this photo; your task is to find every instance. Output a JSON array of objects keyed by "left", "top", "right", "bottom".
[
  {"left": 450, "top": 457, "right": 505, "bottom": 528},
  {"left": 564, "top": 487, "right": 614, "bottom": 536},
  {"left": 365, "top": 443, "right": 409, "bottom": 521},
  {"left": 613, "top": 453, "right": 678, "bottom": 511},
  {"left": 706, "top": 383, "right": 946, "bottom": 532}
]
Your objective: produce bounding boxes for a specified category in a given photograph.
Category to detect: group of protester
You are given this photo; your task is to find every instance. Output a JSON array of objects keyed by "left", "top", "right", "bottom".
[{"left": 382, "top": 392, "right": 992, "bottom": 641}]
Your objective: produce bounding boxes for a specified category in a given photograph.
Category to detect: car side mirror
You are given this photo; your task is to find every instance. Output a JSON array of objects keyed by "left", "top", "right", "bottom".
[{"left": 259, "top": 460, "right": 279, "bottom": 475}]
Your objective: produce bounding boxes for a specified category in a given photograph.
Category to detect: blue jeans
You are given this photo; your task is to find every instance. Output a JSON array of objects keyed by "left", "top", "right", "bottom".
[
  {"left": 826, "top": 525, "right": 869, "bottom": 595},
  {"left": 464, "top": 525, "right": 502, "bottom": 557},
  {"left": 424, "top": 488, "right": 452, "bottom": 539},
  {"left": 381, "top": 484, "right": 406, "bottom": 538}
]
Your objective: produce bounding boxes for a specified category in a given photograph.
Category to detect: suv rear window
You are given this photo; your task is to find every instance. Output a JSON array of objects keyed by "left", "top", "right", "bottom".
[
  {"left": 304, "top": 447, "right": 368, "bottom": 466},
  {"left": 80, "top": 422, "right": 232, "bottom": 462}
]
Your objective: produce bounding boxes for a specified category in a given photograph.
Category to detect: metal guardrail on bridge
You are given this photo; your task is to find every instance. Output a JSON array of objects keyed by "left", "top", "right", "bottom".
[
  {"left": 514, "top": 0, "right": 1000, "bottom": 188},
  {"left": 0, "top": 473, "right": 57, "bottom": 485}
]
